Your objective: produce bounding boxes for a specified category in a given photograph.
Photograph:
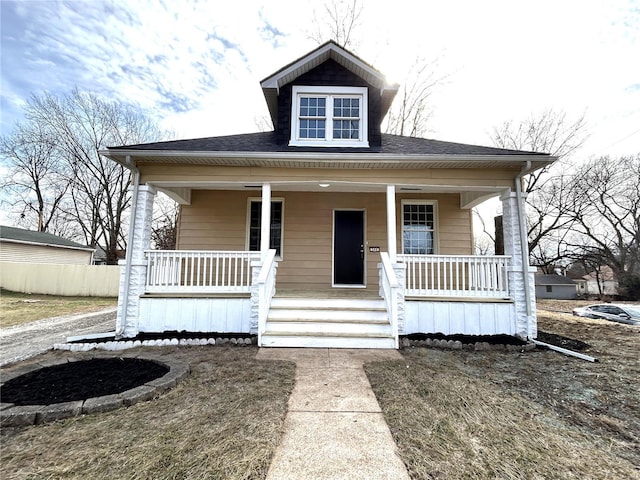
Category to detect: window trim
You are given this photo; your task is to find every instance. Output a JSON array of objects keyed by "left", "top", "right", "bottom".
[
  {"left": 400, "top": 200, "right": 439, "bottom": 255},
  {"left": 289, "top": 85, "right": 369, "bottom": 147},
  {"left": 246, "top": 197, "right": 285, "bottom": 259}
]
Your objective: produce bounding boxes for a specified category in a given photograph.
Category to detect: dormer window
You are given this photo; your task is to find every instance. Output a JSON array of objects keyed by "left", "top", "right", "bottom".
[{"left": 290, "top": 86, "right": 368, "bottom": 147}]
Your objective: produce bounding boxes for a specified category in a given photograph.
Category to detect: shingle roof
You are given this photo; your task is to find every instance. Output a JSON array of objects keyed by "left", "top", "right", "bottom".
[
  {"left": 535, "top": 274, "right": 577, "bottom": 286},
  {"left": 0, "top": 225, "right": 93, "bottom": 250},
  {"left": 109, "top": 131, "right": 549, "bottom": 157}
]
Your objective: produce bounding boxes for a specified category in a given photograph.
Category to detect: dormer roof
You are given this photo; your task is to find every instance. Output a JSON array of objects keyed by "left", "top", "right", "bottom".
[{"left": 260, "top": 40, "right": 399, "bottom": 126}]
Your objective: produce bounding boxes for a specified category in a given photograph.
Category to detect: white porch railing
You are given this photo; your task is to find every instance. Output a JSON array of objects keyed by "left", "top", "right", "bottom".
[
  {"left": 255, "top": 249, "right": 278, "bottom": 345},
  {"left": 398, "top": 254, "right": 510, "bottom": 298},
  {"left": 379, "top": 252, "right": 401, "bottom": 348},
  {"left": 145, "top": 250, "right": 261, "bottom": 293}
]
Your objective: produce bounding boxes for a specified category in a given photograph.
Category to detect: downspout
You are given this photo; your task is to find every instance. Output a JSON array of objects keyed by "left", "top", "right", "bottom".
[
  {"left": 515, "top": 160, "right": 533, "bottom": 338},
  {"left": 117, "top": 155, "right": 140, "bottom": 337}
]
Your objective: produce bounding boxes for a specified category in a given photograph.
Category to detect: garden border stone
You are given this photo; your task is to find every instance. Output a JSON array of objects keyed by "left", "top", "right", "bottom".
[{"left": 0, "top": 353, "right": 189, "bottom": 428}]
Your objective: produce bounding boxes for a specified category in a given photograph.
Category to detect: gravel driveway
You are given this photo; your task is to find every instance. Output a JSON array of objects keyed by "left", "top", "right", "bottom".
[{"left": 0, "top": 308, "right": 116, "bottom": 366}]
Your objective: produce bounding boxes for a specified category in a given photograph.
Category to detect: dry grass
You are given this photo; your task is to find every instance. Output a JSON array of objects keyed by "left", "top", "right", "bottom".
[
  {"left": 0, "top": 289, "right": 116, "bottom": 328},
  {"left": 365, "top": 301, "right": 640, "bottom": 479},
  {"left": 1, "top": 346, "right": 295, "bottom": 480}
]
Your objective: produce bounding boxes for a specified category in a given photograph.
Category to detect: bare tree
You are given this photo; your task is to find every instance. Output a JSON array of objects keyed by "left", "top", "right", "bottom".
[
  {"left": 3, "top": 89, "right": 168, "bottom": 263},
  {"left": 151, "top": 193, "right": 179, "bottom": 250},
  {"left": 491, "top": 109, "right": 588, "bottom": 193},
  {"left": 0, "top": 122, "right": 71, "bottom": 233},
  {"left": 384, "top": 57, "right": 447, "bottom": 138},
  {"left": 490, "top": 109, "right": 589, "bottom": 269},
  {"left": 564, "top": 154, "right": 640, "bottom": 299},
  {"left": 307, "top": 0, "right": 363, "bottom": 49}
]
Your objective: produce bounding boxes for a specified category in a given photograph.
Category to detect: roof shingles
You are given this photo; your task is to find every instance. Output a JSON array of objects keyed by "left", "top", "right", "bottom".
[{"left": 109, "top": 131, "right": 549, "bottom": 157}]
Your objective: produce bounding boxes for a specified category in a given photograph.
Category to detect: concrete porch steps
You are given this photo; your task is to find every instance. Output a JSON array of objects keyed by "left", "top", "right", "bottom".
[{"left": 261, "top": 298, "right": 396, "bottom": 349}]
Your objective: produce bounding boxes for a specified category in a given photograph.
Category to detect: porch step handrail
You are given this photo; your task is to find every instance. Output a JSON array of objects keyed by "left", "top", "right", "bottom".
[
  {"left": 398, "top": 254, "right": 510, "bottom": 298},
  {"left": 256, "top": 249, "right": 277, "bottom": 346},
  {"left": 379, "top": 252, "right": 400, "bottom": 348},
  {"left": 144, "top": 250, "right": 261, "bottom": 293}
]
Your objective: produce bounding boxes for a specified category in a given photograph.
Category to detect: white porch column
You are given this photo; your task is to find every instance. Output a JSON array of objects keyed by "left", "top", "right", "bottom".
[
  {"left": 260, "top": 183, "right": 271, "bottom": 257},
  {"left": 386, "top": 185, "right": 397, "bottom": 262},
  {"left": 116, "top": 185, "right": 157, "bottom": 338},
  {"left": 500, "top": 189, "right": 536, "bottom": 339}
]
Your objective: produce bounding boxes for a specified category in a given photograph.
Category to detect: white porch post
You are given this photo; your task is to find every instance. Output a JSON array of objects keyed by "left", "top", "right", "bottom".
[
  {"left": 260, "top": 183, "right": 271, "bottom": 257},
  {"left": 116, "top": 185, "right": 156, "bottom": 338},
  {"left": 500, "top": 189, "right": 536, "bottom": 339},
  {"left": 386, "top": 185, "right": 397, "bottom": 262}
]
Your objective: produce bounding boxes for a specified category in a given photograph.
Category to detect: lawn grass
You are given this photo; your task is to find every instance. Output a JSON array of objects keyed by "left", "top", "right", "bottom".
[
  {"left": 365, "top": 304, "right": 640, "bottom": 479},
  {"left": 0, "top": 288, "right": 116, "bottom": 328},
  {"left": 1, "top": 346, "right": 296, "bottom": 480}
]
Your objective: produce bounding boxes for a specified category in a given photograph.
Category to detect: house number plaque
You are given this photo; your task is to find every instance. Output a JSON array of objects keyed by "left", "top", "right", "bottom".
[{"left": 369, "top": 246, "right": 380, "bottom": 252}]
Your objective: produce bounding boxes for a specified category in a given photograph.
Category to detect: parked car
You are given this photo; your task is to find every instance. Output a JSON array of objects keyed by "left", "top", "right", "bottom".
[{"left": 573, "top": 304, "right": 640, "bottom": 325}]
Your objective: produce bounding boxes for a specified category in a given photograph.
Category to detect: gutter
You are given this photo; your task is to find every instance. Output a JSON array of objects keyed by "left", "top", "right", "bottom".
[{"left": 117, "top": 155, "right": 140, "bottom": 337}]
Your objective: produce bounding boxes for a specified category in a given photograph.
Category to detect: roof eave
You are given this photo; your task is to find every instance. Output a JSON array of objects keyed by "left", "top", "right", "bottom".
[
  {"left": 0, "top": 238, "right": 95, "bottom": 252},
  {"left": 100, "top": 148, "right": 555, "bottom": 170}
]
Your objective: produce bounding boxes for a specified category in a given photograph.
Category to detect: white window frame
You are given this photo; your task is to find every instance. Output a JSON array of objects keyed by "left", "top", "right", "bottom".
[
  {"left": 401, "top": 200, "right": 438, "bottom": 255},
  {"left": 289, "top": 85, "right": 369, "bottom": 147},
  {"left": 246, "top": 197, "right": 285, "bottom": 259}
]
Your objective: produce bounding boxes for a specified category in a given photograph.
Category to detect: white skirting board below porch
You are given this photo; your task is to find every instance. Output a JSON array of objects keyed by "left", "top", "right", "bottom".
[
  {"left": 403, "top": 301, "right": 516, "bottom": 336},
  {"left": 138, "top": 297, "right": 252, "bottom": 333}
]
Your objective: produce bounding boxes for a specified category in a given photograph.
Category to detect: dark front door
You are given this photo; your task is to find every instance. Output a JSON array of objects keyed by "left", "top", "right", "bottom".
[{"left": 333, "top": 210, "right": 365, "bottom": 286}]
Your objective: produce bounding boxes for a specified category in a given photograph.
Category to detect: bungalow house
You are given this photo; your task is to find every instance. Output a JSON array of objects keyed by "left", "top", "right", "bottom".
[{"left": 101, "top": 41, "right": 555, "bottom": 348}]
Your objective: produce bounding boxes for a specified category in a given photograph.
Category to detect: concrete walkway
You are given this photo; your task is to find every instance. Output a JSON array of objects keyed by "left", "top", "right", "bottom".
[
  {"left": 257, "top": 348, "right": 410, "bottom": 480},
  {"left": 0, "top": 308, "right": 116, "bottom": 366}
]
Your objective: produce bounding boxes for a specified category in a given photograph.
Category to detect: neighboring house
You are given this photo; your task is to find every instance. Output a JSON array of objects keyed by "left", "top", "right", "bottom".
[
  {"left": 102, "top": 41, "right": 555, "bottom": 348},
  {"left": 0, "top": 225, "right": 94, "bottom": 265},
  {"left": 535, "top": 274, "right": 577, "bottom": 300},
  {"left": 582, "top": 266, "right": 619, "bottom": 297}
]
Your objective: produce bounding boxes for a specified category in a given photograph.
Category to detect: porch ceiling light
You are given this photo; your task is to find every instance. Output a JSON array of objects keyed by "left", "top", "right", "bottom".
[{"left": 319, "top": 183, "right": 330, "bottom": 188}]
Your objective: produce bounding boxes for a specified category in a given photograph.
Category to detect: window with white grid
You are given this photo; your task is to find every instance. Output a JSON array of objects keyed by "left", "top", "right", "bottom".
[
  {"left": 290, "top": 86, "right": 368, "bottom": 147},
  {"left": 402, "top": 202, "right": 436, "bottom": 255}
]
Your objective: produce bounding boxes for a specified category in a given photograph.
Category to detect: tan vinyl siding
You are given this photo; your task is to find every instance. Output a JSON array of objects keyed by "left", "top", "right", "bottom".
[
  {"left": 176, "top": 190, "right": 473, "bottom": 292},
  {"left": 140, "top": 164, "right": 519, "bottom": 189},
  {"left": 176, "top": 190, "right": 248, "bottom": 251},
  {"left": 0, "top": 242, "right": 93, "bottom": 265}
]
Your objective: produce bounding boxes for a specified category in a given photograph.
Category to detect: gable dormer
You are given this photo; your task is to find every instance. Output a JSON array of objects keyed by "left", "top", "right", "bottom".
[{"left": 260, "top": 41, "right": 398, "bottom": 148}]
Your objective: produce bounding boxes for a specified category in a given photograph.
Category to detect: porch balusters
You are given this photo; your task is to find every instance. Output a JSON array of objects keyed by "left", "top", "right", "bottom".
[
  {"left": 144, "top": 250, "right": 261, "bottom": 293},
  {"left": 398, "top": 254, "right": 510, "bottom": 298}
]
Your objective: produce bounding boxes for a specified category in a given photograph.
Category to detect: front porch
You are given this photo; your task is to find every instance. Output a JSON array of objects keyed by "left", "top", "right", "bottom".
[
  {"left": 126, "top": 248, "right": 522, "bottom": 348},
  {"left": 116, "top": 180, "right": 536, "bottom": 348}
]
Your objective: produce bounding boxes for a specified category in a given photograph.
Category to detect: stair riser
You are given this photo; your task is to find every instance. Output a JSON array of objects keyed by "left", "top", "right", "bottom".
[
  {"left": 268, "top": 310, "right": 388, "bottom": 322},
  {"left": 260, "top": 335, "right": 396, "bottom": 349},
  {"left": 271, "top": 298, "right": 386, "bottom": 310},
  {"left": 266, "top": 322, "right": 392, "bottom": 335}
]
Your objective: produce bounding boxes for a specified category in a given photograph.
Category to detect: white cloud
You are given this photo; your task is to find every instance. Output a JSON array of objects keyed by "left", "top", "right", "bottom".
[{"left": 0, "top": 0, "right": 637, "bottom": 156}]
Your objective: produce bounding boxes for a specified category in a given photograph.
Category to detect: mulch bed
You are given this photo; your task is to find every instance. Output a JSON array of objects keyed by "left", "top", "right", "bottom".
[
  {"left": 405, "top": 333, "right": 529, "bottom": 346},
  {"left": 1, "top": 358, "right": 168, "bottom": 405},
  {"left": 68, "top": 331, "right": 254, "bottom": 344},
  {"left": 536, "top": 330, "right": 590, "bottom": 351}
]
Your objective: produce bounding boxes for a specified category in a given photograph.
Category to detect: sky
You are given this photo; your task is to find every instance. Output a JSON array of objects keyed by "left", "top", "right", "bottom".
[{"left": 1, "top": 0, "right": 639, "bottom": 159}]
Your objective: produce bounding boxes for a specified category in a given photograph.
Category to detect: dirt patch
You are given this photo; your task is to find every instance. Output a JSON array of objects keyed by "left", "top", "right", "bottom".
[{"left": 1, "top": 358, "right": 168, "bottom": 405}]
